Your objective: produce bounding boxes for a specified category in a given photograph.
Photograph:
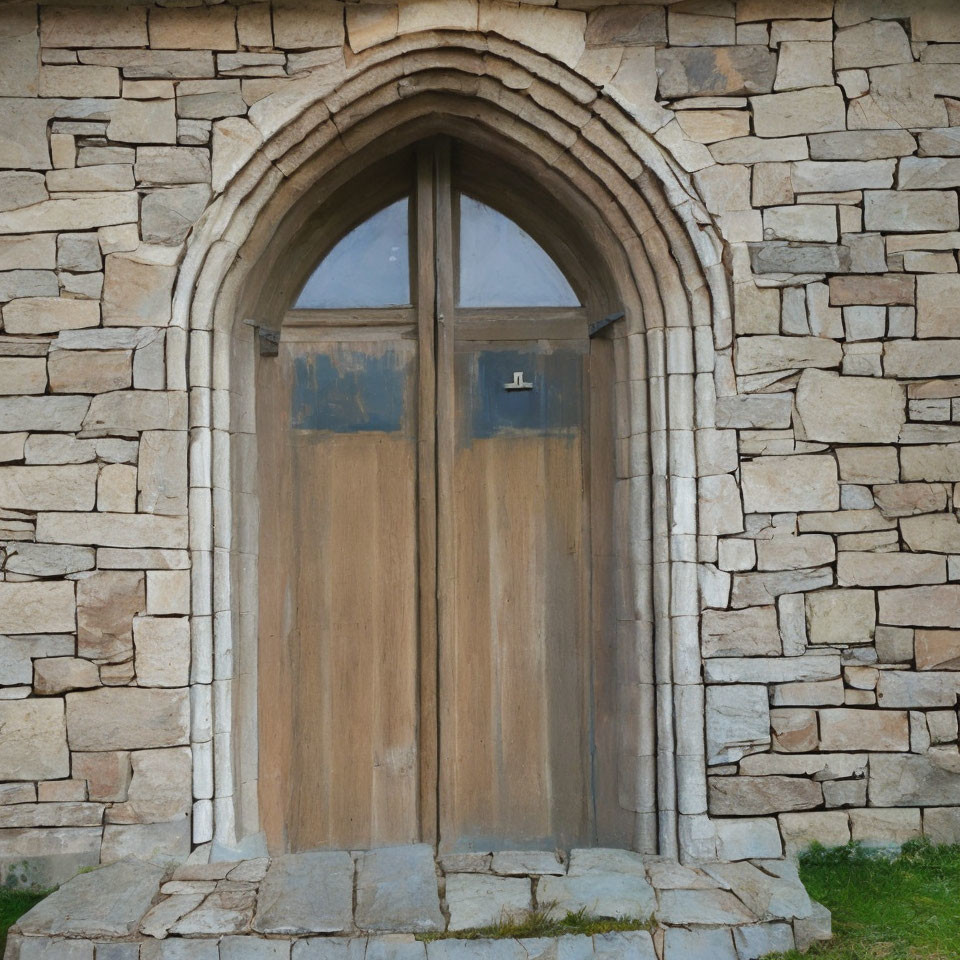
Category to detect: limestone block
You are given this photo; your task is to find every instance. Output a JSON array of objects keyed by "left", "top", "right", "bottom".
[
  {"left": 0, "top": 99, "right": 63, "bottom": 170},
  {"left": 96, "top": 463, "right": 136, "bottom": 514},
  {"left": 79, "top": 48, "right": 215, "bottom": 80},
  {"left": 838, "top": 551, "right": 945, "bottom": 587},
  {"left": 735, "top": 337, "right": 840, "bottom": 376},
  {"left": 131, "top": 147, "right": 211, "bottom": 188},
  {"left": 0, "top": 356, "right": 45, "bottom": 394},
  {"left": 819, "top": 708, "right": 909, "bottom": 751},
  {"left": 742, "top": 455, "right": 838, "bottom": 514},
  {"left": 738, "top": 0, "right": 832, "bottom": 20},
  {"left": 211, "top": 117, "right": 263, "bottom": 193},
  {"left": 106, "top": 747, "right": 191, "bottom": 825},
  {"left": 0, "top": 4, "right": 39, "bottom": 97},
  {"left": 924, "top": 807, "right": 960, "bottom": 844},
  {"left": 346, "top": 4, "right": 400, "bottom": 53},
  {"left": 915, "top": 630, "right": 960, "bottom": 670},
  {"left": 878, "top": 586, "right": 960, "bottom": 628},
  {"left": 757, "top": 535, "right": 834, "bottom": 572},
  {"left": 809, "top": 130, "right": 916, "bottom": 161},
  {"left": 864, "top": 190, "right": 960, "bottom": 232},
  {"left": 48, "top": 350, "right": 132, "bottom": 395},
  {"left": 82, "top": 391, "right": 187, "bottom": 435},
  {"left": 46, "top": 163, "right": 132, "bottom": 193},
  {"left": 869, "top": 752, "right": 960, "bottom": 807},
  {"left": 769, "top": 708, "right": 817, "bottom": 752},
  {"left": 918, "top": 127, "right": 960, "bottom": 156},
  {"left": 57, "top": 233, "right": 101, "bottom": 273},
  {"left": 0, "top": 172, "right": 47, "bottom": 212},
  {"left": 763, "top": 205, "right": 836, "bottom": 242},
  {"left": 66, "top": 687, "right": 189, "bottom": 750},
  {"left": 656, "top": 46, "right": 776, "bottom": 98},
  {"left": 0, "top": 581, "right": 75, "bottom": 635},
  {"left": 77, "top": 570, "right": 144, "bottom": 662},
  {"left": 705, "top": 654, "right": 840, "bottom": 685},
  {"left": 878, "top": 488, "right": 947, "bottom": 524},
  {"left": 829, "top": 274, "right": 914, "bottom": 306},
  {"left": 106, "top": 100, "right": 177, "bottom": 146},
  {"left": 0, "top": 193, "right": 138, "bottom": 233},
  {"left": 698, "top": 473, "right": 744, "bottom": 535},
  {"left": 850, "top": 809, "right": 922, "bottom": 847},
  {"left": 33, "top": 657, "right": 99, "bottom": 695},
  {"left": 134, "top": 616, "right": 190, "bottom": 687},
  {"left": 794, "top": 370, "right": 904, "bottom": 445},
  {"left": 177, "top": 79, "right": 246, "bottom": 120},
  {"left": 446, "top": 874, "right": 532, "bottom": 930},
  {"left": 40, "top": 65, "right": 119, "bottom": 99},
  {"left": 355, "top": 844, "right": 444, "bottom": 933},
  {"left": 752, "top": 86, "right": 845, "bottom": 137},
  {"left": 101, "top": 253, "right": 177, "bottom": 327},
  {"left": 0, "top": 233, "right": 56, "bottom": 270},
  {"left": 709, "top": 776, "right": 822, "bottom": 815},
  {"left": 731, "top": 567, "right": 834, "bottom": 609},
  {"left": 37, "top": 511, "right": 189, "bottom": 549},
  {"left": 490, "top": 851, "right": 563, "bottom": 875},
  {"left": 898, "top": 157, "right": 960, "bottom": 190},
  {"left": 149, "top": 5, "right": 236, "bottom": 50},
  {"left": 273, "top": 0, "right": 345, "bottom": 49},
  {"left": 676, "top": 109, "right": 750, "bottom": 144},
  {"left": 876, "top": 671, "right": 960, "bottom": 708},
  {"left": 885, "top": 342, "right": 960, "bottom": 380},
  {"left": 2, "top": 297, "right": 99, "bottom": 335},
  {"left": 916, "top": 274, "right": 960, "bottom": 339},
  {"left": 0, "top": 699, "right": 69, "bottom": 780},
  {"left": 835, "top": 20, "right": 911, "bottom": 69},
  {"left": 701, "top": 606, "right": 780, "bottom": 658},
  {"left": 706, "top": 684, "right": 770, "bottom": 765},
  {"left": 778, "top": 812, "right": 850, "bottom": 856},
  {"left": 714, "top": 818, "right": 782, "bottom": 860},
  {"left": 254, "top": 851, "right": 354, "bottom": 935},
  {"left": 585, "top": 6, "right": 665, "bottom": 47},
  {"left": 142, "top": 185, "right": 211, "bottom": 245},
  {"left": 0, "top": 463, "right": 97, "bottom": 511},
  {"left": 0, "top": 269, "right": 58, "bottom": 301},
  {"left": 806, "top": 589, "right": 875, "bottom": 646},
  {"left": 73, "top": 751, "right": 131, "bottom": 803},
  {"left": 41, "top": 5, "right": 147, "bottom": 47},
  {"left": 4, "top": 543, "right": 94, "bottom": 577}
]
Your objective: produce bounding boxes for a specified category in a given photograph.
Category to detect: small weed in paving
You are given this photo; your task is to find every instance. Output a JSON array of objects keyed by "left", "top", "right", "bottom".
[
  {"left": 418, "top": 904, "right": 652, "bottom": 941},
  {"left": 772, "top": 838, "right": 960, "bottom": 960},
  {"left": 0, "top": 888, "right": 49, "bottom": 956}
]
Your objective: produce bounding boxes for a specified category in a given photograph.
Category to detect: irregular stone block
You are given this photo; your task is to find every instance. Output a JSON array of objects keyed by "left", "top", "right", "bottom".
[
  {"left": 142, "top": 184, "right": 211, "bottom": 245},
  {"left": 490, "top": 850, "right": 564, "bottom": 875},
  {"left": 0, "top": 463, "right": 97, "bottom": 511},
  {"left": 150, "top": 5, "right": 236, "bottom": 50},
  {"left": 869, "top": 752, "right": 960, "bottom": 807},
  {"left": 752, "top": 86, "right": 845, "bottom": 137},
  {"left": 915, "top": 630, "right": 960, "bottom": 670},
  {"left": 66, "top": 687, "right": 189, "bottom": 750},
  {"left": 107, "top": 100, "right": 177, "bottom": 145},
  {"left": 820, "top": 708, "right": 909, "bottom": 751},
  {"left": 356, "top": 845, "right": 443, "bottom": 933},
  {"left": 805, "top": 589, "right": 875, "bottom": 646},
  {"left": 731, "top": 567, "right": 834, "bottom": 609},
  {"left": 708, "top": 860, "right": 812, "bottom": 920},
  {"left": 0, "top": 827, "right": 101, "bottom": 890},
  {"left": 835, "top": 20, "right": 912, "bottom": 69},
  {"left": 101, "top": 819, "right": 190, "bottom": 865},
  {"left": 2, "top": 297, "right": 99, "bottom": 334},
  {"left": 18, "top": 859, "right": 164, "bottom": 937},
  {"left": 733, "top": 923, "right": 795, "bottom": 960},
  {"left": 710, "top": 776, "right": 822, "bottom": 816},
  {"left": 0, "top": 581, "right": 75, "bottom": 635},
  {"left": 656, "top": 46, "right": 776, "bottom": 98},
  {"left": 662, "top": 927, "right": 737, "bottom": 960},
  {"left": 656, "top": 887, "right": 754, "bottom": 925},
  {"left": 876, "top": 670, "right": 960, "bottom": 708},
  {"left": 701, "top": 606, "right": 780, "bottom": 658},
  {"left": 714, "top": 818, "right": 783, "bottom": 860},
  {"left": 864, "top": 189, "right": 960, "bottom": 231},
  {"left": 885, "top": 341, "right": 960, "bottom": 380},
  {"left": 73, "top": 751, "right": 131, "bottom": 802},
  {"left": 446, "top": 874, "right": 532, "bottom": 930},
  {"left": 107, "top": 747, "right": 191, "bottom": 825},
  {"left": 593, "top": 931, "right": 656, "bottom": 960},
  {"left": 923, "top": 807, "right": 960, "bottom": 844},
  {"left": 0, "top": 193, "right": 138, "bottom": 233},
  {"left": 878, "top": 586, "right": 960, "bottom": 628},
  {"left": 735, "top": 336, "right": 841, "bottom": 375},
  {"left": 36, "top": 512, "right": 189, "bottom": 549},
  {"left": 706, "top": 684, "right": 770, "bottom": 765},
  {"left": 82, "top": 390, "right": 187, "bottom": 433},
  {"left": 705, "top": 655, "right": 840, "bottom": 685},
  {"left": 585, "top": 6, "right": 666, "bottom": 47},
  {"left": 254, "top": 852, "right": 354, "bottom": 934},
  {"left": 770, "top": 708, "right": 818, "bottom": 753},
  {"left": 742, "top": 455, "right": 839, "bottom": 513},
  {"left": 273, "top": 0, "right": 344, "bottom": 49},
  {"left": 715, "top": 393, "right": 792, "bottom": 429},
  {"left": 538, "top": 870, "right": 656, "bottom": 922},
  {"left": 850, "top": 807, "right": 921, "bottom": 846},
  {"left": 33, "top": 657, "right": 99, "bottom": 695},
  {"left": 0, "top": 699, "right": 69, "bottom": 781},
  {"left": 757, "top": 535, "right": 834, "bottom": 572},
  {"left": 77, "top": 570, "right": 144, "bottom": 661},
  {"left": 838, "top": 551, "right": 945, "bottom": 587}
]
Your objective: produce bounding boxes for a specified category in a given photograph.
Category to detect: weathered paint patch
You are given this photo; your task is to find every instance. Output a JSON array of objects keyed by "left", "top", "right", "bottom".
[
  {"left": 464, "top": 348, "right": 581, "bottom": 440},
  {"left": 292, "top": 349, "right": 407, "bottom": 432}
]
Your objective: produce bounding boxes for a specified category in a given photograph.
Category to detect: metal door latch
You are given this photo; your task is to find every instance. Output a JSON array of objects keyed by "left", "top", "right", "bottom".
[{"left": 504, "top": 371, "right": 533, "bottom": 391}]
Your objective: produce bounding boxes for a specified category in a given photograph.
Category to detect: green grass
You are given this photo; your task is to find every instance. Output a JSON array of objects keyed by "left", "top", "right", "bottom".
[
  {"left": 771, "top": 838, "right": 960, "bottom": 960},
  {"left": 0, "top": 888, "right": 48, "bottom": 956},
  {"left": 418, "top": 904, "right": 652, "bottom": 941}
]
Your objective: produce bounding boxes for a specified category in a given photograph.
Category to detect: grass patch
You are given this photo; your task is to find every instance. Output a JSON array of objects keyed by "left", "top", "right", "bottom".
[
  {"left": 771, "top": 838, "right": 960, "bottom": 960},
  {"left": 419, "top": 904, "right": 652, "bottom": 942},
  {"left": 0, "top": 888, "right": 48, "bottom": 956}
]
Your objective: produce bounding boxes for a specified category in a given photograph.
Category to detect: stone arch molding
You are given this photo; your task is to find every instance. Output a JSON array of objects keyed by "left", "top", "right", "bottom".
[{"left": 174, "top": 26, "right": 732, "bottom": 864}]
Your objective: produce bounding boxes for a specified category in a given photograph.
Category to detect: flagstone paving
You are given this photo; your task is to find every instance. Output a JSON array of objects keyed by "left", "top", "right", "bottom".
[{"left": 4, "top": 847, "right": 831, "bottom": 959}]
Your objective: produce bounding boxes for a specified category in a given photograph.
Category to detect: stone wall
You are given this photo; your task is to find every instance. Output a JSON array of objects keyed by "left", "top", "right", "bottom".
[{"left": 0, "top": 0, "right": 959, "bottom": 881}]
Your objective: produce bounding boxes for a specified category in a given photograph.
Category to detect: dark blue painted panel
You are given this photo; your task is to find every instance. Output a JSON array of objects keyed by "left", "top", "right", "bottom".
[
  {"left": 292, "top": 350, "right": 407, "bottom": 433},
  {"left": 466, "top": 348, "right": 581, "bottom": 440}
]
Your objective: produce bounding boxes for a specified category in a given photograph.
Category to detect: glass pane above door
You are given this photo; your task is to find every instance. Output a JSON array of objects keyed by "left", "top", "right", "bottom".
[
  {"left": 294, "top": 197, "right": 411, "bottom": 309},
  {"left": 458, "top": 195, "right": 580, "bottom": 308}
]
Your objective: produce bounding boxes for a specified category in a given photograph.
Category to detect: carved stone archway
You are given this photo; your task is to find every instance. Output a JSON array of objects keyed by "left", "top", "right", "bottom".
[{"left": 174, "top": 30, "right": 730, "bottom": 863}]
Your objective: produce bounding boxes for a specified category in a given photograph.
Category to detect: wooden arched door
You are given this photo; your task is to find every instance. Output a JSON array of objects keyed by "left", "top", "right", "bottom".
[{"left": 257, "top": 139, "right": 619, "bottom": 854}]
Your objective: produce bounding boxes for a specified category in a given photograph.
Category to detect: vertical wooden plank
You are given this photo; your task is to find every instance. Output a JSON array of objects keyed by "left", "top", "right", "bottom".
[
  {"left": 435, "top": 139, "right": 458, "bottom": 851},
  {"left": 416, "top": 144, "right": 439, "bottom": 844}
]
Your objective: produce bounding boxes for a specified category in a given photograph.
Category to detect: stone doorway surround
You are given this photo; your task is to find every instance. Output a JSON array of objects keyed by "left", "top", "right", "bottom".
[
  {"left": 6, "top": 846, "right": 832, "bottom": 960},
  {"left": 185, "top": 28, "right": 729, "bottom": 862}
]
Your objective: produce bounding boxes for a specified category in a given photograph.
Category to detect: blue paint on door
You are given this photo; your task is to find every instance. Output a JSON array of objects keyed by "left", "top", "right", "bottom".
[
  {"left": 467, "top": 349, "right": 581, "bottom": 439},
  {"left": 292, "top": 350, "right": 406, "bottom": 432}
]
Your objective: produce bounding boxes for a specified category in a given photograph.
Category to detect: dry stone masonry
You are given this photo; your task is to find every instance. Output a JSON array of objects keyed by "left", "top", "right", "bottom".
[{"left": 0, "top": 0, "right": 960, "bottom": 896}]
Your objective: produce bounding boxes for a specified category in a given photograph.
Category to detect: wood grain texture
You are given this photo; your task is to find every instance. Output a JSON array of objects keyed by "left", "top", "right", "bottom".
[{"left": 258, "top": 337, "right": 420, "bottom": 852}]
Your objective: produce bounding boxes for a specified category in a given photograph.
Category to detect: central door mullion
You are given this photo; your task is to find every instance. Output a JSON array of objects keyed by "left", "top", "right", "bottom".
[
  {"left": 415, "top": 143, "right": 440, "bottom": 844},
  {"left": 433, "top": 138, "right": 457, "bottom": 851}
]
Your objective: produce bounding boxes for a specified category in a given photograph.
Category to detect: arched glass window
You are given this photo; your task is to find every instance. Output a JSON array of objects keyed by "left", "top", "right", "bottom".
[
  {"left": 294, "top": 197, "right": 410, "bottom": 309},
  {"left": 458, "top": 195, "right": 580, "bottom": 308}
]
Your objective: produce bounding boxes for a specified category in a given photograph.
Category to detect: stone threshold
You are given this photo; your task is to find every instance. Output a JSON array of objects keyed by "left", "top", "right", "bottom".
[{"left": 5, "top": 846, "right": 831, "bottom": 960}]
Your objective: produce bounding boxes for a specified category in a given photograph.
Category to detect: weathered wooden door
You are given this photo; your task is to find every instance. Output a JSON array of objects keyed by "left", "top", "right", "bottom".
[{"left": 258, "top": 141, "right": 615, "bottom": 854}]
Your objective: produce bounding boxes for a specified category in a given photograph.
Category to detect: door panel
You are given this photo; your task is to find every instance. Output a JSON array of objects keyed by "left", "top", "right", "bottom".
[
  {"left": 258, "top": 336, "right": 420, "bottom": 852},
  {"left": 440, "top": 340, "right": 592, "bottom": 851}
]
